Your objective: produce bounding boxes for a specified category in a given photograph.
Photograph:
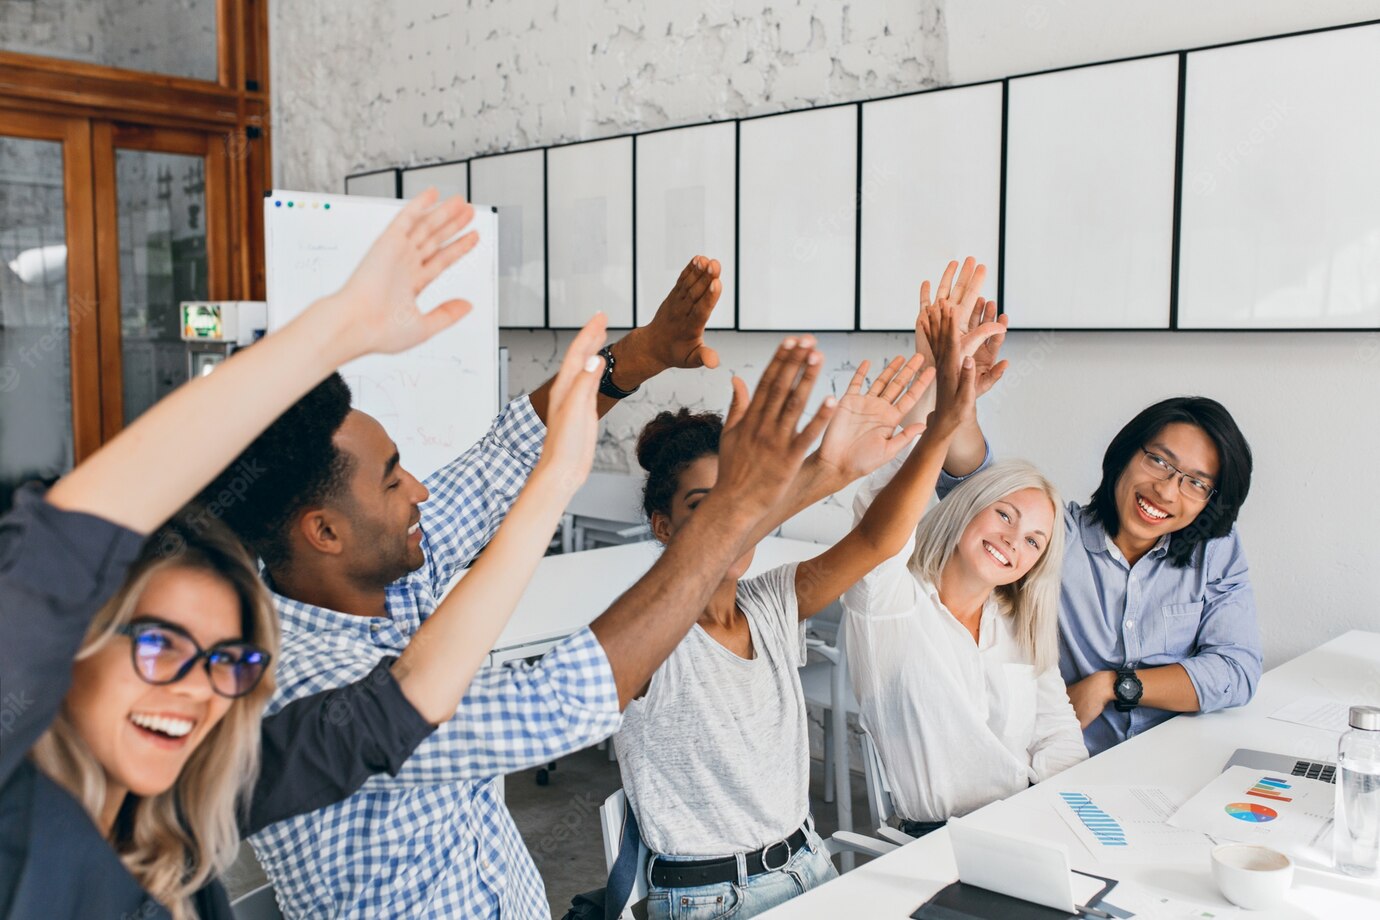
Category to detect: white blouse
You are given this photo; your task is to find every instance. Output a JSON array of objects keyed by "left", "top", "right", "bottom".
[{"left": 843, "top": 458, "right": 1088, "bottom": 823}]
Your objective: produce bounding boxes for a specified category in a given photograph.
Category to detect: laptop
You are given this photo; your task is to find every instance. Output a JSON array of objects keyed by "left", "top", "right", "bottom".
[
  {"left": 947, "top": 822, "right": 1111, "bottom": 913},
  {"left": 1225, "top": 748, "right": 1337, "bottom": 784}
]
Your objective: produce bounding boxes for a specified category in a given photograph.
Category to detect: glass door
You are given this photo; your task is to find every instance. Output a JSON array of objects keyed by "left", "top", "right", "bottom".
[
  {"left": 95, "top": 123, "right": 229, "bottom": 434},
  {"left": 0, "top": 111, "right": 99, "bottom": 507}
]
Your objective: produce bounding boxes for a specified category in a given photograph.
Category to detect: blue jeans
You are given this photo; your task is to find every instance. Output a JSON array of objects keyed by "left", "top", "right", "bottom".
[{"left": 644, "top": 826, "right": 839, "bottom": 920}]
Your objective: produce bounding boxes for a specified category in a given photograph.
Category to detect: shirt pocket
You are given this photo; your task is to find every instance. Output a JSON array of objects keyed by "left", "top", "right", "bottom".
[
  {"left": 1154, "top": 601, "right": 1205, "bottom": 658},
  {"left": 996, "top": 663, "right": 1038, "bottom": 750}
]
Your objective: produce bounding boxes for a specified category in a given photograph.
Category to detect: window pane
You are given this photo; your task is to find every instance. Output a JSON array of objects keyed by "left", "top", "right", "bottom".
[
  {"left": 1, "top": 0, "right": 218, "bottom": 83},
  {"left": 0, "top": 136, "right": 74, "bottom": 509},
  {"left": 116, "top": 149, "right": 208, "bottom": 423}
]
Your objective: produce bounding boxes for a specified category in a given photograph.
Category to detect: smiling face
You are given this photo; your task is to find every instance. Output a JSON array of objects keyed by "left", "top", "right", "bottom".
[
  {"left": 1112, "top": 421, "right": 1220, "bottom": 550},
  {"left": 331, "top": 410, "right": 430, "bottom": 586},
  {"left": 65, "top": 566, "right": 242, "bottom": 798},
  {"left": 952, "top": 487, "right": 1056, "bottom": 587},
  {"left": 650, "top": 454, "right": 756, "bottom": 580}
]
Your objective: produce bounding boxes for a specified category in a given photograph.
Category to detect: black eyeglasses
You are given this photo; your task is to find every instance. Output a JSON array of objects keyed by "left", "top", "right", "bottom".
[
  {"left": 116, "top": 618, "right": 271, "bottom": 699},
  {"left": 1139, "top": 448, "right": 1216, "bottom": 502}
]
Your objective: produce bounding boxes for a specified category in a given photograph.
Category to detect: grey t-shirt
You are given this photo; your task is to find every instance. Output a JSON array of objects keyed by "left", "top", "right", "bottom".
[{"left": 615, "top": 563, "right": 810, "bottom": 857}]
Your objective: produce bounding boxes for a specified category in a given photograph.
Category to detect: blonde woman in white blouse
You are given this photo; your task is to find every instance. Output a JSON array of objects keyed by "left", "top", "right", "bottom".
[{"left": 843, "top": 300, "right": 1087, "bottom": 836}]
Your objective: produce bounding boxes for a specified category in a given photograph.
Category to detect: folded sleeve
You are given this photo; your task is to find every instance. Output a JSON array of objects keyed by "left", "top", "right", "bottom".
[
  {"left": 0, "top": 486, "right": 145, "bottom": 784},
  {"left": 935, "top": 441, "right": 993, "bottom": 500},
  {"left": 1027, "top": 666, "right": 1089, "bottom": 782},
  {"left": 244, "top": 656, "right": 436, "bottom": 835},
  {"left": 1179, "top": 530, "right": 1263, "bottom": 713}
]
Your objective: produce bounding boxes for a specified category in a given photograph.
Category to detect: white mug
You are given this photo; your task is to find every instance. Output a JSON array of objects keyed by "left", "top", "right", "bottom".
[{"left": 1211, "top": 844, "right": 1293, "bottom": 910}]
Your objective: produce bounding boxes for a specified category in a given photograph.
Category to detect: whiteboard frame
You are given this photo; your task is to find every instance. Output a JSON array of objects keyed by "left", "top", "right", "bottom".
[
  {"left": 469, "top": 147, "right": 548, "bottom": 329},
  {"left": 343, "top": 167, "right": 400, "bottom": 198}
]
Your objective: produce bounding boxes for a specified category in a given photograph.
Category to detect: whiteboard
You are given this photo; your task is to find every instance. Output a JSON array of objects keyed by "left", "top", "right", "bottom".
[
  {"left": 469, "top": 149, "right": 546, "bottom": 328},
  {"left": 738, "top": 106, "right": 857, "bottom": 331},
  {"left": 264, "top": 190, "right": 499, "bottom": 480},
  {"left": 634, "top": 123, "right": 736, "bottom": 329},
  {"left": 402, "top": 161, "right": 468, "bottom": 201},
  {"left": 547, "top": 137, "right": 634, "bottom": 329},
  {"left": 344, "top": 169, "right": 399, "bottom": 198},
  {"left": 859, "top": 84, "right": 1003, "bottom": 330},
  {"left": 1004, "top": 55, "right": 1179, "bottom": 329},
  {"left": 1178, "top": 24, "right": 1380, "bottom": 329}
]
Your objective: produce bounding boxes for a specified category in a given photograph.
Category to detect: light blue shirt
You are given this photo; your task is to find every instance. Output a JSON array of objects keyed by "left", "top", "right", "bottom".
[{"left": 939, "top": 446, "right": 1262, "bottom": 755}]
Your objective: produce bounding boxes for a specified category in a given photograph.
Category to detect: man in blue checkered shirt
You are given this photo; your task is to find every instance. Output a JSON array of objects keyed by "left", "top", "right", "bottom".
[{"left": 208, "top": 259, "right": 874, "bottom": 918}]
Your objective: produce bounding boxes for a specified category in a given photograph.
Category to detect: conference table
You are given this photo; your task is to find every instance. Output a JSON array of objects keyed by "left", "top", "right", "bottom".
[{"left": 759, "top": 629, "right": 1380, "bottom": 919}]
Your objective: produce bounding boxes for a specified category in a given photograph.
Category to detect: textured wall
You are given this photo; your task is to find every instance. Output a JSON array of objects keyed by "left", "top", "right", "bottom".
[{"left": 268, "top": 0, "right": 1380, "bottom": 674}]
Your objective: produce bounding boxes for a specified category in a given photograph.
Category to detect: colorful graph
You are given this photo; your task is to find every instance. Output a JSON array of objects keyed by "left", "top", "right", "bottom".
[
  {"left": 1059, "top": 791, "right": 1129, "bottom": 846},
  {"left": 1225, "top": 802, "right": 1279, "bottom": 823},
  {"left": 1245, "top": 776, "right": 1293, "bottom": 802}
]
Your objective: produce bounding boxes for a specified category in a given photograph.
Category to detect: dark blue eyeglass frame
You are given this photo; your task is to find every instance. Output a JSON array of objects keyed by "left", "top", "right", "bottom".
[{"left": 116, "top": 618, "right": 271, "bottom": 699}]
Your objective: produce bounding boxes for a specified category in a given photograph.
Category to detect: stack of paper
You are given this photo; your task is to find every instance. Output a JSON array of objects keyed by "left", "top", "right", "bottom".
[{"left": 1166, "top": 765, "right": 1334, "bottom": 859}]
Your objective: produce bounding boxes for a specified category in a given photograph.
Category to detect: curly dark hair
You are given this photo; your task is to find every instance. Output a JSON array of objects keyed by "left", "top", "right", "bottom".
[
  {"left": 636, "top": 408, "right": 723, "bottom": 521},
  {"left": 197, "top": 372, "right": 355, "bottom": 571},
  {"left": 1086, "top": 396, "right": 1252, "bottom": 568}
]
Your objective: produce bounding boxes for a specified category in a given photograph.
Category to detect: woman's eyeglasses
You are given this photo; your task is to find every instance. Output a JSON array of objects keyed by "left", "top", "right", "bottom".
[
  {"left": 116, "top": 619, "right": 271, "bottom": 699},
  {"left": 1139, "top": 448, "right": 1216, "bottom": 502}
]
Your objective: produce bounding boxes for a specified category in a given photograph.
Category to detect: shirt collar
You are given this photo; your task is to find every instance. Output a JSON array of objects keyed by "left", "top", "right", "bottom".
[
  {"left": 1077, "top": 508, "right": 1169, "bottom": 562},
  {"left": 920, "top": 580, "right": 1002, "bottom": 649}
]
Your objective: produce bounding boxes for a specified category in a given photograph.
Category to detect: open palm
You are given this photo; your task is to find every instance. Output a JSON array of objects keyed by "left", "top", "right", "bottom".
[{"left": 817, "top": 355, "right": 933, "bottom": 481}]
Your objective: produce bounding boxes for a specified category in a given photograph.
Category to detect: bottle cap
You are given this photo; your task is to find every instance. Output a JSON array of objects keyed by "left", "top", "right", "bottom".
[{"left": 1350, "top": 705, "right": 1380, "bottom": 731}]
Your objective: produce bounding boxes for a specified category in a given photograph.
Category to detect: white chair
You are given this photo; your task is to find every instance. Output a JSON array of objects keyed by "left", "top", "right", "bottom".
[
  {"left": 561, "top": 472, "right": 651, "bottom": 552},
  {"left": 860, "top": 727, "right": 919, "bottom": 847},
  {"left": 798, "top": 602, "right": 858, "bottom": 841},
  {"left": 229, "top": 883, "right": 283, "bottom": 920}
]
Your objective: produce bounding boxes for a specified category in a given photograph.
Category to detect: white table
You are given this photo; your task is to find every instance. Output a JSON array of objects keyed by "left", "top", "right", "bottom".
[{"left": 760, "top": 630, "right": 1380, "bottom": 918}]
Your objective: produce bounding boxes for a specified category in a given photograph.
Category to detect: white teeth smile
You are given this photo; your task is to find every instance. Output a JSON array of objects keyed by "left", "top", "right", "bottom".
[
  {"left": 983, "top": 541, "right": 1011, "bottom": 567},
  {"left": 130, "top": 713, "right": 195, "bottom": 738},
  {"left": 1136, "top": 496, "right": 1170, "bottom": 520}
]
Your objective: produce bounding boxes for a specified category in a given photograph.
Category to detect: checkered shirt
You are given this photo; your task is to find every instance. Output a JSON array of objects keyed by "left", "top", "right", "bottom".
[{"left": 248, "top": 396, "right": 623, "bottom": 919}]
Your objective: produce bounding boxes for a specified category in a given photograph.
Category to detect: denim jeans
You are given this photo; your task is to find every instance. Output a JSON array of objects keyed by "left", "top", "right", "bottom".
[{"left": 644, "top": 825, "right": 839, "bottom": 920}]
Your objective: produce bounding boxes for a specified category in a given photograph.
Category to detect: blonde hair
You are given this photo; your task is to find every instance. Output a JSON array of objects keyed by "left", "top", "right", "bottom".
[
  {"left": 910, "top": 460, "right": 1066, "bottom": 673},
  {"left": 29, "top": 511, "right": 278, "bottom": 919}
]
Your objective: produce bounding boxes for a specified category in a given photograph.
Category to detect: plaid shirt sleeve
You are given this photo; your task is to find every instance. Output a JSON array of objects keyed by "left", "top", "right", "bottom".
[
  {"left": 419, "top": 394, "right": 547, "bottom": 593},
  {"left": 370, "top": 626, "right": 622, "bottom": 787}
]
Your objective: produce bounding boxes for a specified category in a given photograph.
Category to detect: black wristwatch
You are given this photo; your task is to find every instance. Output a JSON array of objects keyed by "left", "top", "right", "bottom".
[
  {"left": 1113, "top": 668, "right": 1143, "bottom": 712},
  {"left": 597, "top": 346, "right": 640, "bottom": 400}
]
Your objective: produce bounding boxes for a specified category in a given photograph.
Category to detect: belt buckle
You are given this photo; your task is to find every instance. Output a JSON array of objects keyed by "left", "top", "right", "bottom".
[{"left": 759, "top": 838, "right": 792, "bottom": 872}]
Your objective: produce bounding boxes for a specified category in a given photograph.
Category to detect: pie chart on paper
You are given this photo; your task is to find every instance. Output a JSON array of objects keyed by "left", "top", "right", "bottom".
[{"left": 1225, "top": 802, "right": 1278, "bottom": 823}]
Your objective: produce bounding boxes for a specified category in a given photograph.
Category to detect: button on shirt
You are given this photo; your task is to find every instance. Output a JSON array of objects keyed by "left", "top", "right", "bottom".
[
  {"left": 939, "top": 446, "right": 1263, "bottom": 756},
  {"left": 248, "top": 396, "right": 623, "bottom": 919},
  {"left": 844, "top": 456, "right": 1088, "bottom": 824}
]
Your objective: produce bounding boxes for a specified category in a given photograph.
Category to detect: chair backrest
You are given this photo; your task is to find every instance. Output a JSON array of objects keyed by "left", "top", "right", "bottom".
[
  {"left": 860, "top": 725, "right": 895, "bottom": 827},
  {"left": 599, "top": 789, "right": 649, "bottom": 920},
  {"left": 229, "top": 883, "right": 283, "bottom": 920}
]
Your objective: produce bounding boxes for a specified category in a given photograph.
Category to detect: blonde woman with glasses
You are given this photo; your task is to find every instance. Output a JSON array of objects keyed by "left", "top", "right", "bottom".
[{"left": 0, "top": 190, "right": 609, "bottom": 918}]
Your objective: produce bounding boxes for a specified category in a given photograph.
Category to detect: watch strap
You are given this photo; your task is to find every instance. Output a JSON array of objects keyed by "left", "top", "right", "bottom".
[{"left": 597, "top": 345, "right": 639, "bottom": 400}]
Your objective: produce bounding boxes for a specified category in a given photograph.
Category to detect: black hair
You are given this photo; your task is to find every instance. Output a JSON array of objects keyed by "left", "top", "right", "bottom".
[
  {"left": 1086, "top": 396, "right": 1253, "bottom": 568},
  {"left": 141, "top": 506, "right": 268, "bottom": 641},
  {"left": 197, "top": 372, "right": 354, "bottom": 571},
  {"left": 636, "top": 409, "right": 723, "bottom": 521}
]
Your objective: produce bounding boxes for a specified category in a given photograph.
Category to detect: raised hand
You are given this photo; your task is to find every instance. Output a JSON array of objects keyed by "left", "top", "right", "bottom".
[
  {"left": 331, "top": 187, "right": 480, "bottom": 358},
  {"left": 919, "top": 296, "right": 1009, "bottom": 398},
  {"left": 918, "top": 257, "right": 988, "bottom": 347},
  {"left": 638, "top": 255, "right": 724, "bottom": 371},
  {"left": 713, "top": 336, "right": 838, "bottom": 518},
  {"left": 533, "top": 313, "right": 609, "bottom": 495},
  {"left": 815, "top": 354, "right": 934, "bottom": 482},
  {"left": 929, "top": 305, "right": 981, "bottom": 435}
]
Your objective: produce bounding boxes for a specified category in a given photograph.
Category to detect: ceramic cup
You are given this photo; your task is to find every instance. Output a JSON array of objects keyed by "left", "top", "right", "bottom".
[{"left": 1211, "top": 844, "right": 1294, "bottom": 910}]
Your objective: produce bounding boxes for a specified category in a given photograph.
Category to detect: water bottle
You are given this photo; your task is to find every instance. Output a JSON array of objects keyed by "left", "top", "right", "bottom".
[{"left": 1335, "top": 705, "right": 1380, "bottom": 877}]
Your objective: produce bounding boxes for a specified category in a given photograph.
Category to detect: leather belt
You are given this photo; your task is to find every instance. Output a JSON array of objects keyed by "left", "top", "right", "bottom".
[{"left": 649, "top": 825, "right": 810, "bottom": 889}]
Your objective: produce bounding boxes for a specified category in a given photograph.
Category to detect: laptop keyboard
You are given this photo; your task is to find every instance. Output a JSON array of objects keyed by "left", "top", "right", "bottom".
[{"left": 1291, "top": 760, "right": 1337, "bottom": 784}]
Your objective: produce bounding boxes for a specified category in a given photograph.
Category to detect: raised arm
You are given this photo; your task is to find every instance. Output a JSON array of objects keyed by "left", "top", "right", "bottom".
[
  {"left": 527, "top": 256, "right": 723, "bottom": 423},
  {"left": 390, "top": 316, "right": 607, "bottom": 723},
  {"left": 46, "top": 189, "right": 480, "bottom": 533},
  {"left": 589, "top": 336, "right": 837, "bottom": 708}
]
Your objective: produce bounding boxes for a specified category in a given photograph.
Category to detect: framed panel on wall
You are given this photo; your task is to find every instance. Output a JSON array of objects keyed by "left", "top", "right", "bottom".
[
  {"left": 1003, "top": 55, "right": 1180, "bottom": 329},
  {"left": 634, "top": 122, "right": 737, "bottom": 329},
  {"left": 344, "top": 167, "right": 400, "bottom": 198},
  {"left": 738, "top": 105, "right": 858, "bottom": 331},
  {"left": 401, "top": 160, "right": 468, "bottom": 201},
  {"left": 546, "top": 136, "right": 634, "bottom": 328},
  {"left": 469, "top": 148, "right": 546, "bottom": 328},
  {"left": 1178, "top": 24, "right": 1380, "bottom": 330},
  {"left": 859, "top": 82, "right": 1003, "bottom": 331}
]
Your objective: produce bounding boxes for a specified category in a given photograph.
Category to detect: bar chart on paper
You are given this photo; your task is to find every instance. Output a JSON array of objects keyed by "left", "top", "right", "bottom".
[{"left": 1050, "top": 787, "right": 1213, "bottom": 864}]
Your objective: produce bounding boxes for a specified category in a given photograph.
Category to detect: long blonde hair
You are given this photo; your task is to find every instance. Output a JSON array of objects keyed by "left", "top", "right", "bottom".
[
  {"left": 29, "top": 510, "right": 278, "bottom": 919},
  {"left": 910, "top": 460, "right": 1065, "bottom": 672}
]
